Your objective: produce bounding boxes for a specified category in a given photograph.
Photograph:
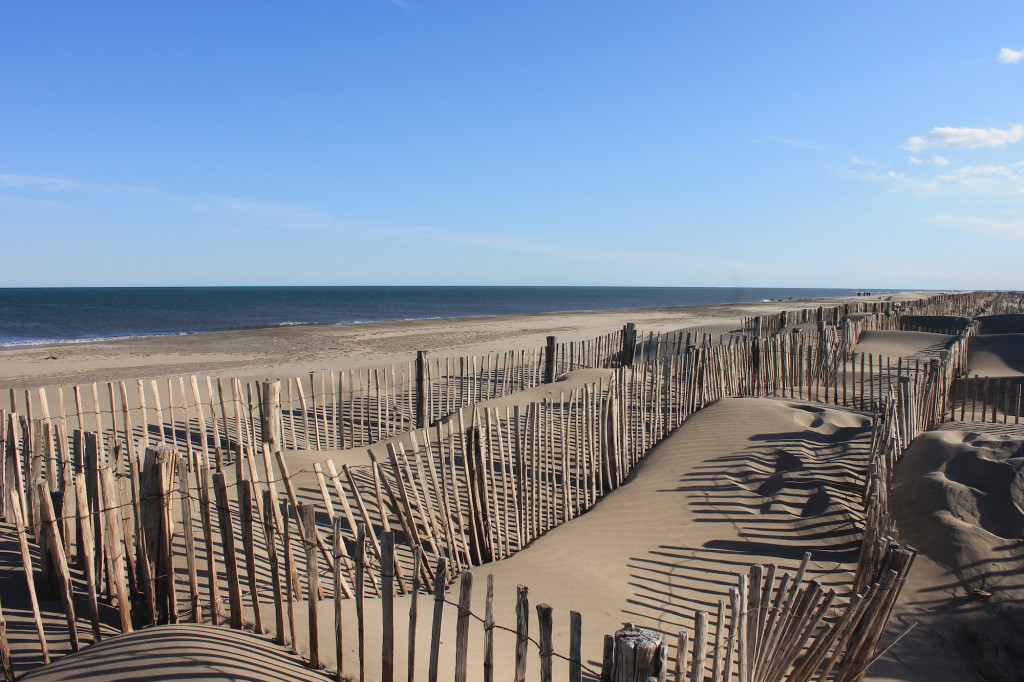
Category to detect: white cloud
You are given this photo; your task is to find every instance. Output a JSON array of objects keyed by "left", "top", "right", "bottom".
[
  {"left": 848, "top": 159, "right": 1024, "bottom": 197},
  {"left": 908, "top": 156, "right": 922, "bottom": 165},
  {"left": 927, "top": 215, "right": 1024, "bottom": 239},
  {"left": 850, "top": 154, "right": 876, "bottom": 166},
  {"left": 931, "top": 162, "right": 1024, "bottom": 196},
  {"left": 903, "top": 124, "right": 1024, "bottom": 152},
  {"left": 930, "top": 155, "right": 950, "bottom": 166},
  {"left": 998, "top": 47, "right": 1024, "bottom": 64}
]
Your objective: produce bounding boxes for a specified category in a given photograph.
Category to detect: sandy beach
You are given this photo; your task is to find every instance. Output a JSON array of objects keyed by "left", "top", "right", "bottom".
[
  {"left": 4, "top": 290, "right": 1023, "bottom": 682},
  {"left": 0, "top": 294, "right": 918, "bottom": 390}
]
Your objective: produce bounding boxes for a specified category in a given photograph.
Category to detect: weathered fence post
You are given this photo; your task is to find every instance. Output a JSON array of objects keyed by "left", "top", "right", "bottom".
[
  {"left": 416, "top": 350, "right": 429, "bottom": 429},
  {"left": 621, "top": 323, "right": 637, "bottom": 367},
  {"left": 544, "top": 336, "right": 557, "bottom": 384},
  {"left": 261, "top": 379, "right": 281, "bottom": 454},
  {"left": 141, "top": 444, "right": 178, "bottom": 624},
  {"left": 601, "top": 623, "right": 665, "bottom": 682}
]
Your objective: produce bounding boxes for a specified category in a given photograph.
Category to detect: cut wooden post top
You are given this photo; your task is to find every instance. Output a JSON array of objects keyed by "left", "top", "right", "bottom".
[{"left": 613, "top": 622, "right": 662, "bottom": 647}]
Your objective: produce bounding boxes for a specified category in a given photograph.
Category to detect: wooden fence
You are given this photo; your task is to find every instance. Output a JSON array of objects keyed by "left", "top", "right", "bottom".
[
  {"left": 1, "top": 290, "right": 1016, "bottom": 680},
  {"left": 0, "top": 328, "right": 628, "bottom": 466}
]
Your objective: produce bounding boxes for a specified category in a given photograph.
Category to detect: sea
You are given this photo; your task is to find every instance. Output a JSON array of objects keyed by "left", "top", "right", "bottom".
[{"left": 0, "top": 286, "right": 886, "bottom": 348}]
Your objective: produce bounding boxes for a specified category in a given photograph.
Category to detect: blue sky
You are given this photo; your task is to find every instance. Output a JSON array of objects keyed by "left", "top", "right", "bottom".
[{"left": 1, "top": 1, "right": 1022, "bottom": 288}]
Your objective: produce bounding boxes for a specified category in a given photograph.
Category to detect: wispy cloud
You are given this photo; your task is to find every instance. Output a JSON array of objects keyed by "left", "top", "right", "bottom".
[
  {"left": 197, "top": 196, "right": 332, "bottom": 222},
  {"left": 934, "top": 162, "right": 1024, "bottom": 196},
  {"left": 903, "top": 124, "right": 1024, "bottom": 152},
  {"left": 926, "top": 214, "right": 1024, "bottom": 239},
  {"left": 431, "top": 230, "right": 745, "bottom": 271},
  {"left": 0, "top": 172, "right": 154, "bottom": 194},
  {"left": 755, "top": 137, "right": 822, "bottom": 151},
  {"left": 194, "top": 193, "right": 750, "bottom": 271},
  {"left": 0, "top": 174, "right": 78, "bottom": 191},
  {"left": 907, "top": 155, "right": 949, "bottom": 167},
  {"left": 998, "top": 47, "right": 1024, "bottom": 64},
  {"left": 853, "top": 159, "right": 1024, "bottom": 197}
]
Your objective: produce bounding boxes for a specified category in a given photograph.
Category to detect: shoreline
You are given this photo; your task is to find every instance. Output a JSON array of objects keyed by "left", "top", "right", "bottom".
[
  {"left": 0, "top": 285, "right": 911, "bottom": 350},
  {"left": 0, "top": 291, "right": 936, "bottom": 390}
]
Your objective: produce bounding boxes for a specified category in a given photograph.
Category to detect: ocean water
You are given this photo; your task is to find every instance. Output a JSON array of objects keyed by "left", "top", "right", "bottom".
[{"left": 0, "top": 286, "right": 877, "bottom": 347}]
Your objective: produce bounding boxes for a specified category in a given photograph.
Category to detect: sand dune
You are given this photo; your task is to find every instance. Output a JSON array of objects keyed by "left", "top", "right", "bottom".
[
  {"left": 967, "top": 334, "right": 1024, "bottom": 377},
  {"left": 900, "top": 315, "right": 971, "bottom": 333},
  {"left": 876, "top": 423, "right": 1024, "bottom": 681},
  {"left": 852, "top": 330, "right": 955, "bottom": 360},
  {"left": 17, "top": 624, "right": 325, "bottom": 681},
  {"left": 977, "top": 314, "right": 1024, "bottom": 335},
  {"left": 264, "top": 396, "right": 875, "bottom": 680}
]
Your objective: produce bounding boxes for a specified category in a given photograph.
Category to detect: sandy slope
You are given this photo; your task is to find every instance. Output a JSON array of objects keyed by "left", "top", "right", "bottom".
[
  {"left": 17, "top": 624, "right": 326, "bottom": 681},
  {"left": 872, "top": 423, "right": 1024, "bottom": 681},
  {"left": 4, "top": 395, "right": 877, "bottom": 681},
  {"left": 853, "top": 330, "right": 956, "bottom": 361},
  {"left": 967, "top": 334, "right": 1024, "bottom": 378},
  {"left": 247, "top": 396, "right": 873, "bottom": 681}
]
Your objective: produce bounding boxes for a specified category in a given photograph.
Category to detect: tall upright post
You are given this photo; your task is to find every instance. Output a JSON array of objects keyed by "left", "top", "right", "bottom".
[
  {"left": 141, "top": 444, "right": 178, "bottom": 624},
  {"left": 261, "top": 380, "right": 282, "bottom": 454},
  {"left": 544, "top": 336, "right": 557, "bottom": 384},
  {"left": 621, "top": 323, "right": 637, "bottom": 367},
  {"left": 416, "top": 350, "right": 429, "bottom": 429}
]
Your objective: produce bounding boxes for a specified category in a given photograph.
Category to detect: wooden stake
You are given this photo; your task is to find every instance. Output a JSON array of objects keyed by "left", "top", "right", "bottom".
[
  {"left": 10, "top": 492, "right": 49, "bottom": 662},
  {"left": 333, "top": 517, "right": 345, "bottom": 682},
  {"left": 382, "top": 530, "right": 395, "bottom": 682},
  {"left": 356, "top": 522, "right": 366, "bottom": 682},
  {"left": 98, "top": 470, "right": 132, "bottom": 633},
  {"left": 240, "top": 481, "right": 264, "bottom": 634},
  {"left": 212, "top": 471, "right": 243, "bottom": 628},
  {"left": 454, "top": 571, "right": 474, "bottom": 682},
  {"left": 263, "top": 490, "right": 286, "bottom": 645},
  {"left": 570, "top": 610, "right": 583, "bottom": 682},
  {"left": 484, "top": 573, "right": 495, "bottom": 682},
  {"left": 537, "top": 602, "right": 554, "bottom": 682},
  {"left": 300, "top": 503, "right": 321, "bottom": 669},
  {"left": 38, "top": 480, "right": 79, "bottom": 652},
  {"left": 514, "top": 584, "right": 529, "bottom": 682},
  {"left": 427, "top": 557, "right": 448, "bottom": 682},
  {"left": 408, "top": 545, "right": 421, "bottom": 682},
  {"left": 72, "top": 474, "right": 102, "bottom": 642}
]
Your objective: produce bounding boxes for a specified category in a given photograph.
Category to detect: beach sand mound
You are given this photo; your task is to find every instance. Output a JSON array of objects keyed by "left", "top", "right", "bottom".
[
  {"left": 17, "top": 624, "right": 325, "bottom": 681},
  {"left": 900, "top": 315, "right": 971, "bottom": 333},
  {"left": 875, "top": 425, "right": 1024, "bottom": 681},
  {"left": 967, "top": 334, "right": 1024, "bottom": 377},
  {"left": 853, "top": 330, "right": 955, "bottom": 359},
  {"left": 273, "top": 396, "right": 875, "bottom": 681},
  {"left": 977, "top": 314, "right": 1024, "bottom": 335}
]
